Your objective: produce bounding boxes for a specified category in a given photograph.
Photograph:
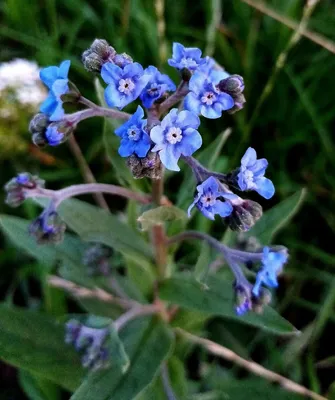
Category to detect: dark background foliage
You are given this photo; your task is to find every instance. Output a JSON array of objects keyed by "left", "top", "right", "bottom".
[{"left": 0, "top": 0, "right": 334, "bottom": 398}]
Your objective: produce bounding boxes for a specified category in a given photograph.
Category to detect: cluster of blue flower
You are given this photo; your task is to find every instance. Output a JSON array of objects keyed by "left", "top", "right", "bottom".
[{"left": 4, "top": 40, "right": 288, "bottom": 318}]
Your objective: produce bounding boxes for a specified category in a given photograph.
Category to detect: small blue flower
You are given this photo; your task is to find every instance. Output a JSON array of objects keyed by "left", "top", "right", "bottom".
[
  {"left": 140, "top": 66, "right": 176, "bottom": 108},
  {"left": 114, "top": 106, "right": 151, "bottom": 158},
  {"left": 184, "top": 70, "right": 234, "bottom": 119},
  {"left": 237, "top": 147, "right": 275, "bottom": 199},
  {"left": 252, "top": 247, "right": 288, "bottom": 297},
  {"left": 40, "top": 60, "right": 70, "bottom": 121},
  {"left": 188, "top": 176, "right": 237, "bottom": 220},
  {"left": 101, "top": 62, "right": 150, "bottom": 109},
  {"left": 168, "top": 42, "right": 206, "bottom": 72},
  {"left": 16, "top": 173, "right": 30, "bottom": 186},
  {"left": 151, "top": 109, "right": 202, "bottom": 171},
  {"left": 45, "top": 125, "right": 65, "bottom": 146}
]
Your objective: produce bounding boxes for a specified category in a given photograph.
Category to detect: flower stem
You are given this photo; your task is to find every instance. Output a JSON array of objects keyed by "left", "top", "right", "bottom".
[
  {"left": 151, "top": 178, "right": 167, "bottom": 279},
  {"left": 24, "top": 183, "right": 151, "bottom": 208},
  {"left": 158, "top": 80, "right": 189, "bottom": 116},
  {"left": 65, "top": 105, "right": 130, "bottom": 125},
  {"left": 113, "top": 304, "right": 159, "bottom": 332},
  {"left": 68, "top": 134, "right": 110, "bottom": 211}
]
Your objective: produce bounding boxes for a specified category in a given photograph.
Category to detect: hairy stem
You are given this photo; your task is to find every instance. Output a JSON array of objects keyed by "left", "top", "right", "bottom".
[
  {"left": 151, "top": 178, "right": 167, "bottom": 279},
  {"left": 68, "top": 134, "right": 110, "bottom": 211},
  {"left": 24, "top": 183, "right": 151, "bottom": 208},
  {"left": 176, "top": 328, "right": 328, "bottom": 400},
  {"left": 158, "top": 80, "right": 189, "bottom": 115},
  {"left": 66, "top": 106, "right": 130, "bottom": 125},
  {"left": 113, "top": 304, "right": 159, "bottom": 332}
]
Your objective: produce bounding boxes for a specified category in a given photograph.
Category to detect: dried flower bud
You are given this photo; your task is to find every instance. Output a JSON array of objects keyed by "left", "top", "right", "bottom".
[
  {"left": 225, "top": 199, "right": 262, "bottom": 232},
  {"left": 227, "top": 93, "right": 246, "bottom": 114},
  {"left": 113, "top": 53, "right": 133, "bottom": 68},
  {"left": 217, "top": 75, "right": 244, "bottom": 95},
  {"left": 127, "top": 152, "right": 163, "bottom": 179}
]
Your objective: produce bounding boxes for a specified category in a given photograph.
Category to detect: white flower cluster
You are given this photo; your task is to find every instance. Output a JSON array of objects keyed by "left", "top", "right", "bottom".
[{"left": 0, "top": 58, "right": 46, "bottom": 110}]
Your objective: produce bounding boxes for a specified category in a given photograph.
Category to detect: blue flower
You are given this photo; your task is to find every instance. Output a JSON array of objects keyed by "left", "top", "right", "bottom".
[
  {"left": 101, "top": 62, "right": 149, "bottom": 109},
  {"left": 114, "top": 106, "right": 151, "bottom": 158},
  {"left": 40, "top": 60, "right": 70, "bottom": 121},
  {"left": 237, "top": 147, "right": 275, "bottom": 199},
  {"left": 45, "top": 124, "right": 65, "bottom": 146},
  {"left": 168, "top": 42, "right": 206, "bottom": 72},
  {"left": 16, "top": 173, "right": 30, "bottom": 186},
  {"left": 188, "top": 176, "right": 237, "bottom": 220},
  {"left": 151, "top": 109, "right": 202, "bottom": 171},
  {"left": 252, "top": 247, "right": 288, "bottom": 297},
  {"left": 140, "top": 66, "right": 176, "bottom": 108},
  {"left": 184, "top": 70, "right": 234, "bottom": 119}
]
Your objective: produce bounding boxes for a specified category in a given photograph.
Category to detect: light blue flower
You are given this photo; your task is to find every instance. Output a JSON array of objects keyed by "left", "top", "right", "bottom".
[
  {"left": 45, "top": 125, "right": 65, "bottom": 146},
  {"left": 168, "top": 42, "right": 206, "bottom": 71},
  {"left": 101, "top": 62, "right": 149, "bottom": 109},
  {"left": 237, "top": 147, "right": 275, "bottom": 199},
  {"left": 114, "top": 106, "right": 151, "bottom": 158},
  {"left": 252, "top": 247, "right": 288, "bottom": 297},
  {"left": 188, "top": 176, "right": 237, "bottom": 220},
  {"left": 40, "top": 60, "right": 70, "bottom": 121},
  {"left": 151, "top": 109, "right": 202, "bottom": 171},
  {"left": 184, "top": 70, "right": 234, "bottom": 119},
  {"left": 140, "top": 66, "right": 176, "bottom": 108}
]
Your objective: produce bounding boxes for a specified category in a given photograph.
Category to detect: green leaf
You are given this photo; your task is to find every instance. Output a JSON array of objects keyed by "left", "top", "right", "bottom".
[
  {"left": 35, "top": 197, "right": 154, "bottom": 263},
  {"left": 0, "top": 304, "right": 85, "bottom": 391},
  {"left": 138, "top": 206, "right": 187, "bottom": 231},
  {"left": 0, "top": 214, "right": 86, "bottom": 268},
  {"left": 224, "top": 188, "right": 307, "bottom": 246},
  {"left": 71, "top": 317, "right": 173, "bottom": 400},
  {"left": 108, "top": 323, "right": 130, "bottom": 373},
  {"left": 159, "top": 274, "right": 298, "bottom": 336}
]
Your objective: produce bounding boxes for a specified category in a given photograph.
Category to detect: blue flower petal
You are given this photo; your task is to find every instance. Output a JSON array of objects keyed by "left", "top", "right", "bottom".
[
  {"left": 150, "top": 124, "right": 165, "bottom": 145},
  {"left": 104, "top": 82, "right": 122, "bottom": 107},
  {"left": 159, "top": 145, "right": 180, "bottom": 171},
  {"left": 213, "top": 200, "right": 233, "bottom": 217},
  {"left": 178, "top": 128, "right": 202, "bottom": 156},
  {"left": 49, "top": 102, "right": 65, "bottom": 121},
  {"left": 59, "top": 60, "right": 71, "bottom": 79},
  {"left": 255, "top": 177, "right": 275, "bottom": 199},
  {"left": 241, "top": 147, "right": 257, "bottom": 167},
  {"left": 200, "top": 104, "right": 222, "bottom": 119},
  {"left": 217, "top": 92, "right": 234, "bottom": 111},
  {"left": 52, "top": 79, "right": 68, "bottom": 98},
  {"left": 40, "top": 93, "right": 58, "bottom": 115},
  {"left": 40, "top": 66, "right": 59, "bottom": 89},
  {"left": 184, "top": 93, "right": 201, "bottom": 115},
  {"left": 176, "top": 110, "right": 200, "bottom": 129},
  {"left": 101, "top": 63, "right": 122, "bottom": 84}
]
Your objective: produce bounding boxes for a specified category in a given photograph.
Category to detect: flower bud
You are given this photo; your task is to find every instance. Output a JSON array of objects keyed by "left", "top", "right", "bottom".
[
  {"left": 217, "top": 75, "right": 244, "bottom": 95},
  {"left": 127, "top": 152, "right": 163, "bottom": 179},
  {"left": 216, "top": 75, "right": 246, "bottom": 114},
  {"left": 82, "top": 39, "right": 116, "bottom": 73},
  {"left": 225, "top": 199, "right": 262, "bottom": 232},
  {"left": 82, "top": 244, "right": 112, "bottom": 276},
  {"left": 29, "top": 113, "right": 49, "bottom": 134},
  {"left": 65, "top": 316, "right": 111, "bottom": 371},
  {"left": 29, "top": 209, "right": 66, "bottom": 244},
  {"left": 252, "top": 288, "right": 272, "bottom": 314},
  {"left": 4, "top": 173, "right": 44, "bottom": 208},
  {"left": 234, "top": 281, "right": 252, "bottom": 315},
  {"left": 113, "top": 53, "right": 133, "bottom": 68}
]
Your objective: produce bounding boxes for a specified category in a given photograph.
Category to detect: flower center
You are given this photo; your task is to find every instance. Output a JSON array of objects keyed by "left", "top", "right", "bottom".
[
  {"left": 244, "top": 169, "right": 254, "bottom": 185},
  {"left": 180, "top": 57, "right": 197, "bottom": 69},
  {"left": 201, "top": 91, "right": 216, "bottom": 105},
  {"left": 118, "top": 78, "right": 135, "bottom": 95},
  {"left": 200, "top": 192, "right": 216, "bottom": 208},
  {"left": 148, "top": 83, "right": 160, "bottom": 96},
  {"left": 166, "top": 127, "right": 183, "bottom": 145},
  {"left": 127, "top": 126, "right": 141, "bottom": 141}
]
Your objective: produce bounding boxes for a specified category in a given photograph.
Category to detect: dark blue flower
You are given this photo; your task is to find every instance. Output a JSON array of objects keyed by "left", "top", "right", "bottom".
[
  {"left": 45, "top": 124, "right": 65, "bottom": 146},
  {"left": 188, "top": 176, "right": 237, "bottom": 220},
  {"left": 252, "top": 247, "right": 288, "bottom": 297},
  {"left": 168, "top": 43, "right": 206, "bottom": 72},
  {"left": 151, "top": 109, "right": 202, "bottom": 171},
  {"left": 139, "top": 66, "right": 176, "bottom": 108},
  {"left": 114, "top": 106, "right": 151, "bottom": 157},
  {"left": 101, "top": 62, "right": 149, "bottom": 109},
  {"left": 39, "top": 60, "right": 70, "bottom": 121},
  {"left": 237, "top": 147, "right": 275, "bottom": 199},
  {"left": 184, "top": 70, "right": 234, "bottom": 119},
  {"left": 15, "top": 173, "right": 30, "bottom": 186},
  {"left": 29, "top": 208, "right": 66, "bottom": 244}
]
